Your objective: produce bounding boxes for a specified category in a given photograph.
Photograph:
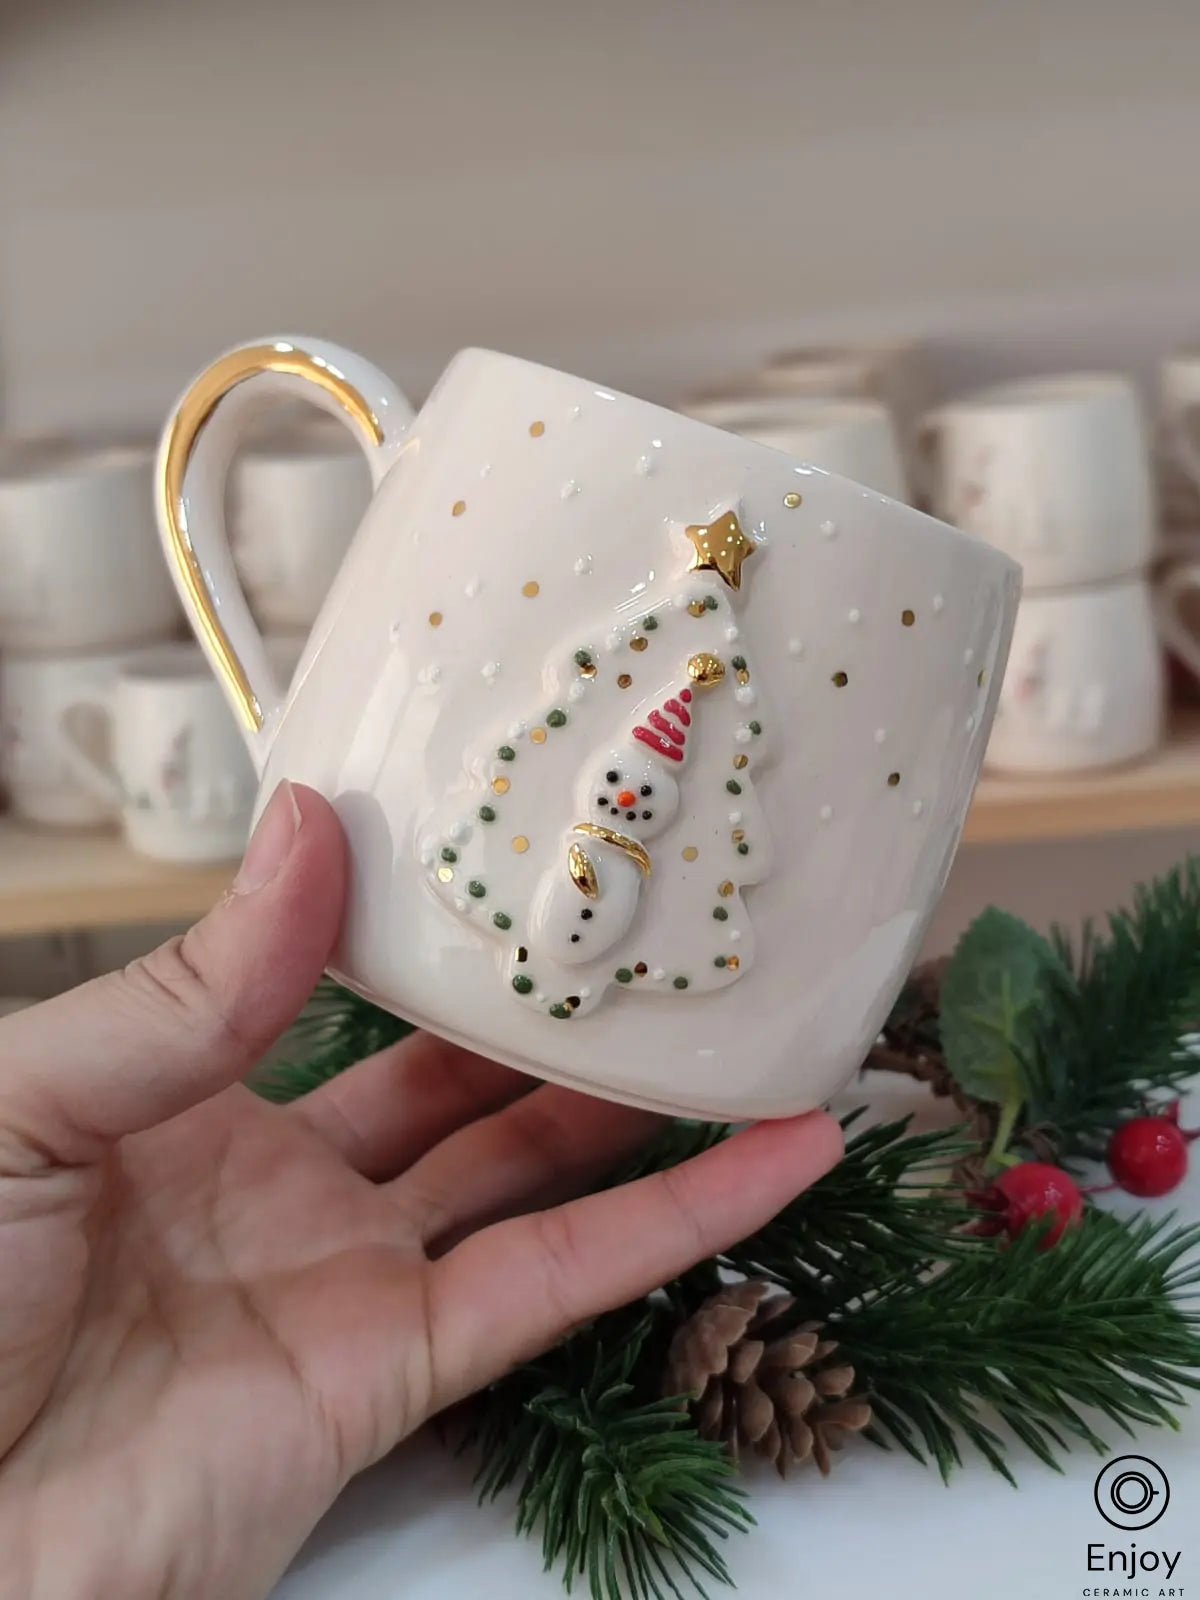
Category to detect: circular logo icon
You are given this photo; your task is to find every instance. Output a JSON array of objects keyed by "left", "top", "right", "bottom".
[{"left": 1094, "top": 1456, "right": 1170, "bottom": 1530}]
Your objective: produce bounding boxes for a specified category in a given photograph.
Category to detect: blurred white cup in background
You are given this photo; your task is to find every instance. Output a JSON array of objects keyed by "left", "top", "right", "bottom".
[
  {"left": 0, "top": 438, "right": 182, "bottom": 652},
  {"left": 986, "top": 577, "right": 1163, "bottom": 774},
  {"left": 920, "top": 373, "right": 1155, "bottom": 591},
  {"left": 229, "top": 417, "right": 372, "bottom": 631}
]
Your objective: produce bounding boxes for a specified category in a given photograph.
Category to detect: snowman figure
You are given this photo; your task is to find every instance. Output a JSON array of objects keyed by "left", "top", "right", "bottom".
[{"left": 528, "top": 667, "right": 716, "bottom": 967}]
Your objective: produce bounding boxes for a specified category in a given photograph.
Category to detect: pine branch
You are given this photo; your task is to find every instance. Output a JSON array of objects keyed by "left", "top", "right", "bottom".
[
  {"left": 1025, "top": 858, "right": 1200, "bottom": 1159},
  {"left": 828, "top": 1209, "right": 1200, "bottom": 1482},
  {"left": 254, "top": 978, "right": 414, "bottom": 1102},
  {"left": 465, "top": 1306, "right": 752, "bottom": 1600},
  {"left": 721, "top": 1113, "right": 981, "bottom": 1319}
]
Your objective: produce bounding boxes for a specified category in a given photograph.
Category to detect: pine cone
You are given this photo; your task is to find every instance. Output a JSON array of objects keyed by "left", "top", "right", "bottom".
[{"left": 663, "top": 1280, "right": 871, "bottom": 1477}]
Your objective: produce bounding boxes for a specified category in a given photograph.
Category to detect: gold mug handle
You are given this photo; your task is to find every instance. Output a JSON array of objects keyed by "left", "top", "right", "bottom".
[{"left": 155, "top": 337, "right": 415, "bottom": 770}]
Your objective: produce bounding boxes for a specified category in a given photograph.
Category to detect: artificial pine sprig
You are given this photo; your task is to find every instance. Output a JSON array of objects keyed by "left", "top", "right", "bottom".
[
  {"left": 830, "top": 1209, "right": 1200, "bottom": 1482},
  {"left": 1027, "top": 858, "right": 1200, "bottom": 1158},
  {"left": 255, "top": 977, "right": 413, "bottom": 1102},
  {"left": 466, "top": 1305, "right": 752, "bottom": 1600}
]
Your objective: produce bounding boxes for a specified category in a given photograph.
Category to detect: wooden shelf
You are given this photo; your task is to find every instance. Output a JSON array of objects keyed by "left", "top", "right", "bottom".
[
  {"left": 0, "top": 721, "right": 1197, "bottom": 937},
  {"left": 965, "top": 712, "right": 1200, "bottom": 845},
  {"left": 0, "top": 819, "right": 233, "bottom": 938}
]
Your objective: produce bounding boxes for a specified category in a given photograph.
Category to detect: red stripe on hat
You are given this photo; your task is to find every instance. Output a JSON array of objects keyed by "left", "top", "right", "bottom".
[
  {"left": 632, "top": 725, "right": 684, "bottom": 761},
  {"left": 664, "top": 698, "right": 691, "bottom": 726},
  {"left": 648, "top": 709, "right": 686, "bottom": 745}
]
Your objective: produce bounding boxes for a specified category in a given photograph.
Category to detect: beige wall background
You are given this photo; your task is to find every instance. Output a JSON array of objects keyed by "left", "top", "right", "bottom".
[{"left": 1, "top": 0, "right": 1198, "bottom": 990}]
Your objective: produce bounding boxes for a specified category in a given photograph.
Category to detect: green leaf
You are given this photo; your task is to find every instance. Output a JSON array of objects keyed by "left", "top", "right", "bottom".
[{"left": 939, "top": 908, "right": 1068, "bottom": 1109}]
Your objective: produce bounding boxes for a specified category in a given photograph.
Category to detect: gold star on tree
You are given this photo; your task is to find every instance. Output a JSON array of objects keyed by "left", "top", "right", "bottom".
[{"left": 685, "top": 509, "right": 757, "bottom": 591}]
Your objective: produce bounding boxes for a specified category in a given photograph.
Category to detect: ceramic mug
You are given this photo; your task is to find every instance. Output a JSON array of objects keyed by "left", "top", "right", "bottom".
[
  {"left": 0, "top": 438, "right": 183, "bottom": 652},
  {"left": 229, "top": 419, "right": 373, "bottom": 630},
  {"left": 920, "top": 374, "right": 1155, "bottom": 591},
  {"left": 986, "top": 578, "right": 1164, "bottom": 775},
  {"left": 688, "top": 397, "right": 907, "bottom": 501},
  {"left": 61, "top": 644, "right": 257, "bottom": 862},
  {"left": 154, "top": 336, "right": 1020, "bottom": 1121},
  {"left": 0, "top": 645, "right": 165, "bottom": 827}
]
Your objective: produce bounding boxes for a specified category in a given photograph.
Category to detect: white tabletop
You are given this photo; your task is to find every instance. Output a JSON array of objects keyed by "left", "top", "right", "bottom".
[{"left": 273, "top": 1079, "right": 1200, "bottom": 1600}]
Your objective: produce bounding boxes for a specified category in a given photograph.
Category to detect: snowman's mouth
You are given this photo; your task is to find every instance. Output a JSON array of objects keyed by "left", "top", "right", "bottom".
[{"left": 572, "top": 822, "right": 653, "bottom": 877}]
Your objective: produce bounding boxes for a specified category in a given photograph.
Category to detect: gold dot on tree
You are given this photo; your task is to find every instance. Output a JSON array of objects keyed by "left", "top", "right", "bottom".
[
  {"left": 617, "top": 673, "right": 633, "bottom": 689},
  {"left": 978, "top": 669, "right": 986, "bottom": 687},
  {"left": 437, "top": 866, "right": 454, "bottom": 883},
  {"left": 901, "top": 608, "right": 915, "bottom": 626},
  {"left": 719, "top": 880, "right": 734, "bottom": 897},
  {"left": 887, "top": 772, "right": 901, "bottom": 787},
  {"left": 492, "top": 776, "right": 511, "bottom": 795},
  {"left": 522, "top": 580, "right": 540, "bottom": 598},
  {"left": 529, "top": 420, "right": 546, "bottom": 437},
  {"left": 630, "top": 636, "right": 648, "bottom": 652},
  {"left": 783, "top": 491, "right": 802, "bottom": 508},
  {"left": 511, "top": 835, "right": 530, "bottom": 853},
  {"left": 530, "top": 727, "right": 547, "bottom": 744},
  {"left": 452, "top": 500, "right": 466, "bottom": 517},
  {"left": 832, "top": 670, "right": 849, "bottom": 687},
  {"left": 732, "top": 754, "right": 748, "bottom": 770},
  {"left": 681, "top": 845, "right": 699, "bottom": 862},
  {"left": 726, "top": 954, "right": 741, "bottom": 970},
  {"left": 687, "top": 651, "right": 725, "bottom": 687},
  {"left": 731, "top": 829, "right": 745, "bottom": 844},
  {"left": 428, "top": 611, "right": 444, "bottom": 627},
  {"left": 634, "top": 961, "right": 648, "bottom": 976},
  {"left": 687, "top": 599, "right": 707, "bottom": 618}
]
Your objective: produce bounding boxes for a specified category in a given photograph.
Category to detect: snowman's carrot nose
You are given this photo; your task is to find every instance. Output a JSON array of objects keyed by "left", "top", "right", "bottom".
[{"left": 617, "top": 789, "right": 636, "bottom": 807}]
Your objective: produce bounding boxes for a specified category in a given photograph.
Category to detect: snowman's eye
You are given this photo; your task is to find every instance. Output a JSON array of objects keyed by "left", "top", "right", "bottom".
[
  {"left": 640, "top": 785, "right": 652, "bottom": 797},
  {"left": 606, "top": 770, "right": 620, "bottom": 783}
]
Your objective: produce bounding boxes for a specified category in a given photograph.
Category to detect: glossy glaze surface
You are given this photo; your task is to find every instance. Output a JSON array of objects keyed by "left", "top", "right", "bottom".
[{"left": 159, "top": 340, "right": 1020, "bottom": 1120}]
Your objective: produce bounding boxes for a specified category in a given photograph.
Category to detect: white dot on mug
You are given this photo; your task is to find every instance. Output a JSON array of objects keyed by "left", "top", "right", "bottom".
[
  {"left": 482, "top": 660, "right": 501, "bottom": 683},
  {"left": 912, "top": 799, "right": 925, "bottom": 817},
  {"left": 932, "top": 594, "right": 945, "bottom": 613},
  {"left": 964, "top": 647, "right": 975, "bottom": 665},
  {"left": 635, "top": 455, "right": 654, "bottom": 476},
  {"left": 820, "top": 520, "right": 838, "bottom": 539},
  {"left": 561, "top": 480, "right": 581, "bottom": 499},
  {"left": 464, "top": 576, "right": 481, "bottom": 598},
  {"left": 735, "top": 727, "right": 753, "bottom": 744},
  {"left": 966, "top": 713, "right": 977, "bottom": 732},
  {"left": 848, "top": 608, "right": 861, "bottom": 624},
  {"left": 819, "top": 804, "right": 834, "bottom": 822},
  {"left": 725, "top": 624, "right": 739, "bottom": 642},
  {"left": 652, "top": 968, "right": 666, "bottom": 981},
  {"left": 728, "top": 928, "right": 742, "bottom": 942},
  {"left": 567, "top": 404, "right": 581, "bottom": 420},
  {"left": 574, "top": 555, "right": 593, "bottom": 576},
  {"left": 736, "top": 686, "right": 756, "bottom": 705},
  {"left": 874, "top": 728, "right": 887, "bottom": 745},
  {"left": 787, "top": 638, "right": 803, "bottom": 657}
]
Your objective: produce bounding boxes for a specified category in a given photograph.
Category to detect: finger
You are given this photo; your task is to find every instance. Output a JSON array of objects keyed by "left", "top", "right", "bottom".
[
  {"left": 0, "top": 782, "right": 345, "bottom": 1167},
  {"left": 427, "top": 1110, "right": 843, "bottom": 1406},
  {"left": 289, "top": 1031, "right": 536, "bottom": 1180},
  {"left": 392, "top": 1083, "right": 661, "bottom": 1247}
]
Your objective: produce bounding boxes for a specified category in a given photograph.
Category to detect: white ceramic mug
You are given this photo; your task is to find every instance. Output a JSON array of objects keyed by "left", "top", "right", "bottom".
[
  {"left": 154, "top": 336, "right": 1020, "bottom": 1122},
  {"left": 229, "top": 420, "right": 372, "bottom": 630},
  {"left": 1154, "top": 559, "right": 1200, "bottom": 689},
  {"left": 756, "top": 339, "right": 931, "bottom": 489},
  {"left": 920, "top": 374, "right": 1155, "bottom": 591},
  {"left": 0, "top": 646, "right": 170, "bottom": 827},
  {"left": 61, "top": 644, "right": 257, "bottom": 862},
  {"left": 986, "top": 578, "right": 1164, "bottom": 775},
  {"left": 1158, "top": 352, "right": 1200, "bottom": 532},
  {"left": 0, "top": 439, "right": 183, "bottom": 652},
  {"left": 688, "top": 397, "right": 907, "bottom": 501}
]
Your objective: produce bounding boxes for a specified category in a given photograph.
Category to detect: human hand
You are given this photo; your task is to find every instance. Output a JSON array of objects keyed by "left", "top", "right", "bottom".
[{"left": 0, "top": 783, "right": 842, "bottom": 1600}]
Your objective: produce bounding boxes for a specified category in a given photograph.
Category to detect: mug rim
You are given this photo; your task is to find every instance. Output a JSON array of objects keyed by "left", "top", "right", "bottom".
[
  {"left": 438, "top": 347, "right": 1020, "bottom": 581},
  {"left": 942, "top": 371, "right": 1137, "bottom": 414}
]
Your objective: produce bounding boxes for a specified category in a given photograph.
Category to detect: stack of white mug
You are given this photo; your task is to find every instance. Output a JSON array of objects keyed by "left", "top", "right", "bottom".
[
  {"left": 0, "top": 421, "right": 368, "bottom": 862},
  {"left": 1154, "top": 352, "right": 1200, "bottom": 701},
  {"left": 920, "top": 375, "right": 1163, "bottom": 774},
  {"left": 687, "top": 349, "right": 1167, "bottom": 775}
]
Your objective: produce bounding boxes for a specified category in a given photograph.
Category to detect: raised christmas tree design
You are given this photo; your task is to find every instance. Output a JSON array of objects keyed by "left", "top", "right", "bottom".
[{"left": 418, "top": 508, "right": 770, "bottom": 1020}]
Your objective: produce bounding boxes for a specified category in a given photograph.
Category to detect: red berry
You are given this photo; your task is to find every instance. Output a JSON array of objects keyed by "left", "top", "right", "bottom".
[
  {"left": 1107, "top": 1116, "right": 1190, "bottom": 1197},
  {"left": 972, "top": 1161, "right": 1085, "bottom": 1249}
]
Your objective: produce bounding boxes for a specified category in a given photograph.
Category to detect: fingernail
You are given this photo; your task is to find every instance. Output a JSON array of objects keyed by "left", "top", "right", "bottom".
[{"left": 233, "top": 781, "right": 301, "bottom": 895}]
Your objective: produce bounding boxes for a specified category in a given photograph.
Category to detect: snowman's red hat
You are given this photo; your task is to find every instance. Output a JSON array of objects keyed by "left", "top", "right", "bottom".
[{"left": 632, "top": 687, "right": 693, "bottom": 764}]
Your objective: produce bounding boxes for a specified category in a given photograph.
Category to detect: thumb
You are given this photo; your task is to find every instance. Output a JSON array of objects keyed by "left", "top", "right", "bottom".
[{"left": 0, "top": 781, "right": 346, "bottom": 1168}]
